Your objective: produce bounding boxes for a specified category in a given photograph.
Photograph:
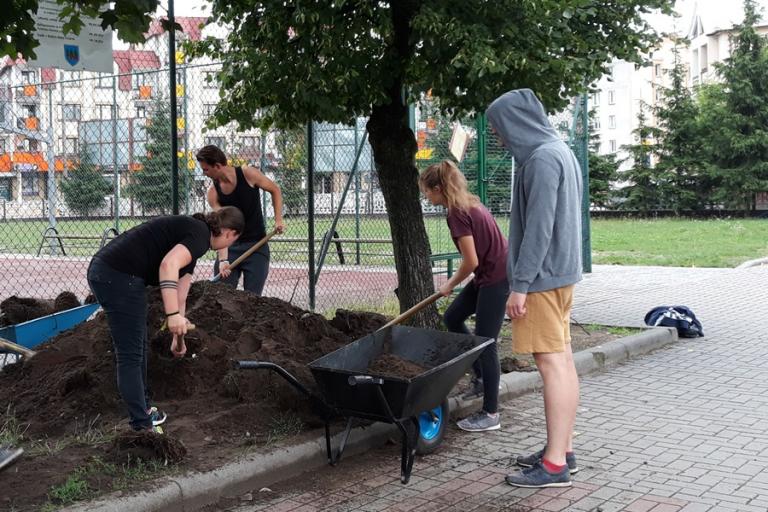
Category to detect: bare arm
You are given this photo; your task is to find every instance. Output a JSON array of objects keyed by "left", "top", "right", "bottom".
[
  {"left": 439, "top": 236, "right": 478, "bottom": 296},
  {"left": 244, "top": 166, "right": 285, "bottom": 233},
  {"left": 159, "top": 244, "right": 193, "bottom": 335}
]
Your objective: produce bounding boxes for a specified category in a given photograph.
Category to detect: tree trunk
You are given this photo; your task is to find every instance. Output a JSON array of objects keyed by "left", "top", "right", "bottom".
[{"left": 367, "top": 101, "right": 441, "bottom": 328}]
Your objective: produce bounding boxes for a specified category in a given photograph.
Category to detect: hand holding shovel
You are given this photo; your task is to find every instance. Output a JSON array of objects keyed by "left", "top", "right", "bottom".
[{"left": 212, "top": 229, "right": 279, "bottom": 283}]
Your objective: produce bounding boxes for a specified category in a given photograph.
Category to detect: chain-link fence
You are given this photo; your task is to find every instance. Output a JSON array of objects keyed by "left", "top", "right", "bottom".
[{"left": 0, "top": 44, "right": 588, "bottom": 315}]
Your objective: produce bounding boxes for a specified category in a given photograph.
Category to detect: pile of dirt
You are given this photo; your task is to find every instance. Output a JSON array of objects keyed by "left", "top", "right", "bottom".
[
  {"left": 0, "top": 291, "right": 82, "bottom": 326},
  {"left": 0, "top": 282, "right": 388, "bottom": 449}
]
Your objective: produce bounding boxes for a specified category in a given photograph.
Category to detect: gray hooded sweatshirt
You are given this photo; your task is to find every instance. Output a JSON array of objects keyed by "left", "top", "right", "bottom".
[{"left": 485, "top": 89, "right": 583, "bottom": 294}]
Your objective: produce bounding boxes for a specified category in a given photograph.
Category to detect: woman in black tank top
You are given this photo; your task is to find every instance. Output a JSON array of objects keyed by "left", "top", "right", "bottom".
[{"left": 196, "top": 145, "right": 285, "bottom": 295}]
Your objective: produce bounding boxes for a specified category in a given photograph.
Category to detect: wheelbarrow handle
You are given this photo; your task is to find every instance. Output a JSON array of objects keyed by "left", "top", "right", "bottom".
[
  {"left": 211, "top": 229, "right": 279, "bottom": 283},
  {"left": 348, "top": 375, "right": 384, "bottom": 386},
  {"left": 377, "top": 291, "right": 443, "bottom": 331},
  {"left": 235, "top": 360, "right": 314, "bottom": 398}
]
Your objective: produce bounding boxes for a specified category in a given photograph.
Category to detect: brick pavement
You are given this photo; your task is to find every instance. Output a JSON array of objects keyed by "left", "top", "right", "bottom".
[{"left": 218, "top": 264, "right": 768, "bottom": 512}]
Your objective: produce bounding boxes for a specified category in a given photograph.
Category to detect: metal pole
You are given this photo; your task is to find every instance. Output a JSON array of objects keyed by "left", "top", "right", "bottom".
[
  {"left": 112, "top": 75, "right": 120, "bottom": 231},
  {"left": 476, "top": 114, "right": 487, "bottom": 204},
  {"left": 260, "top": 132, "right": 267, "bottom": 220},
  {"left": 307, "top": 121, "right": 315, "bottom": 311},
  {"left": 46, "top": 87, "right": 57, "bottom": 254},
  {"left": 168, "top": 0, "right": 180, "bottom": 215},
  {"left": 580, "top": 93, "right": 592, "bottom": 273},
  {"left": 354, "top": 121, "right": 361, "bottom": 265},
  {"left": 182, "top": 63, "right": 189, "bottom": 213}
]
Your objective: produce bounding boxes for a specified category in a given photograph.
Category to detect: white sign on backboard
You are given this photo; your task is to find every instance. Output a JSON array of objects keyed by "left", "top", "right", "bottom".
[
  {"left": 449, "top": 122, "right": 471, "bottom": 162},
  {"left": 29, "top": 0, "right": 113, "bottom": 73}
]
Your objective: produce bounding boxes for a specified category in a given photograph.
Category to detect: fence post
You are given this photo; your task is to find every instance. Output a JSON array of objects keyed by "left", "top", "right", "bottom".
[
  {"left": 112, "top": 74, "right": 120, "bottom": 232},
  {"left": 580, "top": 93, "right": 592, "bottom": 273},
  {"left": 307, "top": 121, "right": 316, "bottom": 311},
  {"left": 169, "top": 0, "right": 180, "bottom": 215},
  {"left": 476, "top": 114, "right": 487, "bottom": 204}
]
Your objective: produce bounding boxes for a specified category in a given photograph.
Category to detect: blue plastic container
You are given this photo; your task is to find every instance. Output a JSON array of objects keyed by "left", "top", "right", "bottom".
[{"left": 0, "top": 303, "right": 100, "bottom": 349}]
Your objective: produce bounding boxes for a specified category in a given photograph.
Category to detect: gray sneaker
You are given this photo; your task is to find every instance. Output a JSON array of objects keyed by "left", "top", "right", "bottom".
[
  {"left": 516, "top": 446, "right": 579, "bottom": 474},
  {"left": 457, "top": 411, "right": 501, "bottom": 432},
  {"left": 506, "top": 461, "right": 571, "bottom": 488}
]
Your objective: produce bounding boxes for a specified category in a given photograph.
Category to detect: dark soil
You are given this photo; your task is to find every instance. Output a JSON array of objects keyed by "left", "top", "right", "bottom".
[
  {"left": 366, "top": 353, "right": 429, "bottom": 379},
  {"left": 0, "top": 282, "right": 387, "bottom": 511},
  {"left": 0, "top": 291, "right": 82, "bottom": 326}
]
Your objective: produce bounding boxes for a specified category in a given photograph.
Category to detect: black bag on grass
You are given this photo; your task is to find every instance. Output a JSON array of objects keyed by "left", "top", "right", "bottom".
[{"left": 644, "top": 305, "right": 704, "bottom": 338}]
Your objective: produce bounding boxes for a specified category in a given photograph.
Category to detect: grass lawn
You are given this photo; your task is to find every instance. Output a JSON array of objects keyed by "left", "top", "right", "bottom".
[
  {"left": 2, "top": 215, "right": 766, "bottom": 268},
  {"left": 590, "top": 218, "right": 768, "bottom": 268}
]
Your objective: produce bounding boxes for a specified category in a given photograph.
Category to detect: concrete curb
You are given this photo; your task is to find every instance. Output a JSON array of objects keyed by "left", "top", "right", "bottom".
[
  {"left": 737, "top": 256, "right": 768, "bottom": 269},
  {"left": 65, "top": 326, "right": 677, "bottom": 512}
]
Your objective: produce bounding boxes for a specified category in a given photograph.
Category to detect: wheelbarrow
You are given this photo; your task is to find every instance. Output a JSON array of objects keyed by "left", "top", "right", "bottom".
[{"left": 237, "top": 324, "right": 494, "bottom": 484}]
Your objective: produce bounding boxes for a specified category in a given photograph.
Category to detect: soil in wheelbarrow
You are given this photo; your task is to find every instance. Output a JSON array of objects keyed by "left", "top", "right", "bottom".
[
  {"left": 0, "top": 290, "right": 83, "bottom": 326},
  {"left": 0, "top": 282, "right": 391, "bottom": 512}
]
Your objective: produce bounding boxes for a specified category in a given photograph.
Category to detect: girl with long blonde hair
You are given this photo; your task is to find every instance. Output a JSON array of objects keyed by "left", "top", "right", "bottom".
[{"left": 419, "top": 159, "right": 509, "bottom": 432}]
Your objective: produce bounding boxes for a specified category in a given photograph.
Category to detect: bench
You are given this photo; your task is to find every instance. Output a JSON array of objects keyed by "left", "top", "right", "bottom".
[
  {"left": 430, "top": 252, "right": 462, "bottom": 279},
  {"left": 37, "top": 226, "right": 119, "bottom": 256}
]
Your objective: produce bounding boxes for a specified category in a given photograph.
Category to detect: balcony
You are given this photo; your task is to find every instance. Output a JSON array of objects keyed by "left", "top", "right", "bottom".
[
  {"left": 134, "top": 85, "right": 153, "bottom": 101},
  {"left": 16, "top": 85, "right": 40, "bottom": 103}
]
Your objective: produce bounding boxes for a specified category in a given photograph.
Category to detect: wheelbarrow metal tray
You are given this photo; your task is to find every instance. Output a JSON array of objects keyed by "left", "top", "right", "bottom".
[
  {"left": 308, "top": 326, "right": 494, "bottom": 421},
  {"left": 0, "top": 303, "right": 100, "bottom": 350}
]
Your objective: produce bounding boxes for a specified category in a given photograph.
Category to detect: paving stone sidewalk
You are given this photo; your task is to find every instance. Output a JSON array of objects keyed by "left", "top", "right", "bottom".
[{"left": 220, "top": 264, "right": 768, "bottom": 512}]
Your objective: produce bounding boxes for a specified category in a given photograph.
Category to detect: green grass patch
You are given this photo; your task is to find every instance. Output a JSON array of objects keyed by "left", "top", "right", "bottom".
[{"left": 591, "top": 218, "right": 768, "bottom": 267}]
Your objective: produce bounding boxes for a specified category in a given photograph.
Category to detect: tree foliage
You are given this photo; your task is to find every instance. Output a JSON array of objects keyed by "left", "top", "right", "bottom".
[
  {"left": 620, "top": 103, "right": 662, "bottom": 212},
  {"left": 587, "top": 110, "right": 619, "bottom": 208},
  {"left": 60, "top": 145, "right": 112, "bottom": 216}
]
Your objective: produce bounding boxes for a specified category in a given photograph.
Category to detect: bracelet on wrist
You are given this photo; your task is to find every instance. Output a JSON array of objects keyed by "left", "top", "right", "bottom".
[
  {"left": 219, "top": 259, "right": 229, "bottom": 264},
  {"left": 165, "top": 311, "right": 180, "bottom": 318}
]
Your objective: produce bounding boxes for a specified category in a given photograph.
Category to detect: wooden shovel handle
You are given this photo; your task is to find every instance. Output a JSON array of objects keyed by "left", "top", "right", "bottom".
[
  {"left": 212, "top": 229, "right": 279, "bottom": 282},
  {"left": 378, "top": 292, "right": 443, "bottom": 331}
]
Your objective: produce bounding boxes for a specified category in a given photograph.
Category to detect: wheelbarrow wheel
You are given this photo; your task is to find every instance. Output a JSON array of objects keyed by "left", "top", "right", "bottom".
[{"left": 414, "top": 398, "right": 449, "bottom": 455}]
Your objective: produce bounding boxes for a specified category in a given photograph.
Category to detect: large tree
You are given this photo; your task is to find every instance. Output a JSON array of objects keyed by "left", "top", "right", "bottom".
[
  {"left": 620, "top": 103, "right": 663, "bottom": 212},
  {"left": 587, "top": 109, "right": 619, "bottom": 208},
  {"left": 4, "top": 0, "right": 672, "bottom": 323},
  {"left": 652, "top": 41, "right": 709, "bottom": 213},
  {"left": 704, "top": 0, "right": 768, "bottom": 211}
]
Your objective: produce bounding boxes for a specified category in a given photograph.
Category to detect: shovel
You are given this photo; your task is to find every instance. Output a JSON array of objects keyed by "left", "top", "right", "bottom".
[
  {"left": 0, "top": 337, "right": 36, "bottom": 360},
  {"left": 377, "top": 291, "right": 443, "bottom": 331},
  {"left": 211, "top": 228, "right": 279, "bottom": 283}
]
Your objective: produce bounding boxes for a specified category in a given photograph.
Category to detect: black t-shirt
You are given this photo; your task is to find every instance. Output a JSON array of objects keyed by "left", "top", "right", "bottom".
[{"left": 95, "top": 216, "right": 211, "bottom": 285}]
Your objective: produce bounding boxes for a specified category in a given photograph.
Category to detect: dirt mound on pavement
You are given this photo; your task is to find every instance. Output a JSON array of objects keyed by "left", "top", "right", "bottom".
[{"left": 0, "top": 282, "right": 387, "bottom": 445}]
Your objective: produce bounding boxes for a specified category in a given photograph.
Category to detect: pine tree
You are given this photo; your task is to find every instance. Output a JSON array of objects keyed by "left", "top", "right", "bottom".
[
  {"left": 61, "top": 144, "right": 113, "bottom": 217},
  {"left": 127, "top": 100, "right": 189, "bottom": 214},
  {"left": 620, "top": 103, "right": 663, "bottom": 212},
  {"left": 654, "top": 41, "right": 710, "bottom": 212},
  {"left": 587, "top": 109, "right": 619, "bottom": 208},
  {"left": 274, "top": 128, "right": 307, "bottom": 216},
  {"left": 707, "top": 0, "right": 768, "bottom": 210}
]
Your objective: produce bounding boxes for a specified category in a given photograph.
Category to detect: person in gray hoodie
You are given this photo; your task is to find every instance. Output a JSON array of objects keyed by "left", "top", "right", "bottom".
[{"left": 486, "top": 89, "right": 583, "bottom": 488}]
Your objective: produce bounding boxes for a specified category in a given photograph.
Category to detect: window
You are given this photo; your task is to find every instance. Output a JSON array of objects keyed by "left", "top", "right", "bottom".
[
  {"left": 22, "top": 173, "right": 39, "bottom": 196},
  {"left": 22, "top": 104, "right": 37, "bottom": 118},
  {"left": 0, "top": 138, "right": 5, "bottom": 153},
  {"left": 64, "top": 71, "right": 80, "bottom": 87},
  {"left": 240, "top": 136, "right": 257, "bottom": 148},
  {"left": 64, "top": 137, "right": 77, "bottom": 154},
  {"left": 654, "top": 64, "right": 661, "bottom": 76},
  {"left": 98, "top": 104, "right": 113, "bottom": 120},
  {"left": 204, "top": 136, "right": 226, "bottom": 150},
  {"left": 0, "top": 178, "right": 11, "bottom": 201},
  {"left": 21, "top": 71, "right": 35, "bottom": 84},
  {"left": 609, "top": 140, "right": 617, "bottom": 153},
  {"left": 591, "top": 93, "right": 600, "bottom": 106},
  {"left": 135, "top": 106, "right": 146, "bottom": 118},
  {"left": 21, "top": 138, "right": 38, "bottom": 151},
  {"left": 204, "top": 104, "right": 217, "bottom": 117},
  {"left": 608, "top": 90, "right": 615, "bottom": 105},
  {"left": 700, "top": 44, "right": 708, "bottom": 74},
  {"left": 655, "top": 88, "right": 663, "bottom": 101},
  {"left": 590, "top": 117, "right": 601, "bottom": 130},
  {"left": 62, "top": 104, "right": 81, "bottom": 121},
  {"left": 96, "top": 73, "right": 112, "bottom": 88},
  {"left": 692, "top": 48, "right": 700, "bottom": 78},
  {"left": 608, "top": 115, "right": 616, "bottom": 129}
]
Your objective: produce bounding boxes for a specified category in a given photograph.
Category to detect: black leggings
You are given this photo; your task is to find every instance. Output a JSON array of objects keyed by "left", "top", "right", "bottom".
[
  {"left": 443, "top": 279, "right": 509, "bottom": 414},
  {"left": 87, "top": 258, "right": 152, "bottom": 430}
]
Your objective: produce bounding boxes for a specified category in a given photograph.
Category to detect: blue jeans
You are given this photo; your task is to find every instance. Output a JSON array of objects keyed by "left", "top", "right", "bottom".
[
  {"left": 214, "top": 241, "right": 270, "bottom": 295},
  {"left": 87, "top": 258, "right": 152, "bottom": 431},
  {"left": 443, "top": 279, "right": 509, "bottom": 414}
]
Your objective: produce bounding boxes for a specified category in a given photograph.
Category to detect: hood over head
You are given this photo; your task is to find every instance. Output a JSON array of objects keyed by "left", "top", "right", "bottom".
[{"left": 485, "top": 89, "right": 561, "bottom": 165}]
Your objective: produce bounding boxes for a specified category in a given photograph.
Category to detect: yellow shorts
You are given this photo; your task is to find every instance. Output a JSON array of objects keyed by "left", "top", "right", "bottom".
[{"left": 512, "top": 285, "right": 574, "bottom": 354}]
